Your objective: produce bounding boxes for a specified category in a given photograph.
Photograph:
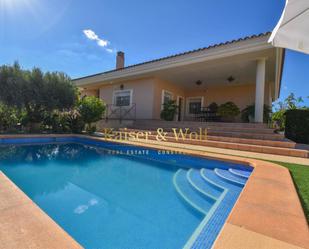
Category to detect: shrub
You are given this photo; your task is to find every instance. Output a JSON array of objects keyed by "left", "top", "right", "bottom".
[
  {"left": 285, "top": 109, "right": 309, "bottom": 144},
  {"left": 208, "top": 102, "right": 218, "bottom": 113},
  {"left": 271, "top": 110, "right": 286, "bottom": 131},
  {"left": 0, "top": 103, "right": 26, "bottom": 132},
  {"left": 42, "top": 111, "right": 70, "bottom": 133},
  {"left": 78, "top": 96, "right": 106, "bottom": 132},
  {"left": 272, "top": 93, "right": 308, "bottom": 131},
  {"left": 160, "top": 100, "right": 178, "bottom": 121},
  {"left": 63, "top": 110, "right": 85, "bottom": 133},
  {"left": 218, "top": 102, "right": 240, "bottom": 121},
  {"left": 241, "top": 104, "right": 271, "bottom": 123},
  {"left": 0, "top": 104, "right": 18, "bottom": 131}
]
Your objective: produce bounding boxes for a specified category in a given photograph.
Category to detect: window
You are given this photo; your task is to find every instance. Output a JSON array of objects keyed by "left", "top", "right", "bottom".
[
  {"left": 161, "top": 90, "right": 173, "bottom": 106},
  {"left": 163, "top": 91, "right": 173, "bottom": 104},
  {"left": 187, "top": 97, "right": 203, "bottom": 114},
  {"left": 161, "top": 90, "right": 174, "bottom": 110},
  {"left": 113, "top": 90, "right": 132, "bottom": 107}
]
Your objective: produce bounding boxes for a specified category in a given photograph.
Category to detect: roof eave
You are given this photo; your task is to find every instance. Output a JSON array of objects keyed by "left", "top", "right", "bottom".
[
  {"left": 74, "top": 34, "right": 272, "bottom": 87},
  {"left": 274, "top": 47, "right": 285, "bottom": 100}
]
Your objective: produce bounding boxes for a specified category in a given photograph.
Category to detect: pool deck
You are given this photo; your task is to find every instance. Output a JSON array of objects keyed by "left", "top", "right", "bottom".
[
  {"left": 0, "top": 134, "right": 308, "bottom": 249},
  {"left": 0, "top": 171, "right": 82, "bottom": 249}
]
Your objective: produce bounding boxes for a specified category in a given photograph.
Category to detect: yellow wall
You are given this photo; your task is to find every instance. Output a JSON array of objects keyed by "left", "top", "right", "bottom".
[
  {"left": 152, "top": 78, "right": 186, "bottom": 119},
  {"left": 80, "top": 89, "right": 99, "bottom": 97},
  {"left": 186, "top": 84, "right": 256, "bottom": 110},
  {"left": 98, "top": 77, "right": 155, "bottom": 119},
  {"left": 82, "top": 77, "right": 272, "bottom": 120}
]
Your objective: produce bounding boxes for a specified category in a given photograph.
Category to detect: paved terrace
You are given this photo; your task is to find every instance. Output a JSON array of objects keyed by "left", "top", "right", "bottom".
[
  {"left": 0, "top": 171, "right": 82, "bottom": 249},
  {"left": 0, "top": 134, "right": 308, "bottom": 249},
  {"left": 124, "top": 138, "right": 309, "bottom": 166}
]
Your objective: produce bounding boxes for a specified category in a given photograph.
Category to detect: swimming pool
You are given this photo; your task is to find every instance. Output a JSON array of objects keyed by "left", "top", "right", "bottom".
[{"left": 0, "top": 136, "right": 252, "bottom": 249}]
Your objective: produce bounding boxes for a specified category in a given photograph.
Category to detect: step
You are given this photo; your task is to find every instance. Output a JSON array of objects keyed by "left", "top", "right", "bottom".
[
  {"left": 206, "top": 135, "right": 295, "bottom": 148},
  {"left": 133, "top": 120, "right": 269, "bottom": 129},
  {"left": 121, "top": 128, "right": 293, "bottom": 147},
  {"left": 229, "top": 168, "right": 251, "bottom": 179},
  {"left": 128, "top": 126, "right": 283, "bottom": 140},
  {"left": 214, "top": 168, "right": 246, "bottom": 187},
  {"left": 206, "top": 130, "right": 284, "bottom": 140},
  {"left": 127, "top": 133, "right": 309, "bottom": 158},
  {"left": 201, "top": 168, "right": 243, "bottom": 190},
  {"left": 200, "top": 169, "right": 228, "bottom": 193},
  {"left": 130, "top": 125, "right": 276, "bottom": 135},
  {"left": 187, "top": 169, "right": 222, "bottom": 199},
  {"left": 173, "top": 169, "right": 215, "bottom": 215}
]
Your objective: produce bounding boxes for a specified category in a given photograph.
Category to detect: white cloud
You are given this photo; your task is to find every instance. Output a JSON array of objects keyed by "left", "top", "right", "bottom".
[
  {"left": 83, "top": 29, "right": 99, "bottom": 41},
  {"left": 105, "top": 48, "right": 115, "bottom": 53},
  {"left": 83, "top": 29, "right": 113, "bottom": 52},
  {"left": 97, "top": 39, "right": 108, "bottom": 47}
]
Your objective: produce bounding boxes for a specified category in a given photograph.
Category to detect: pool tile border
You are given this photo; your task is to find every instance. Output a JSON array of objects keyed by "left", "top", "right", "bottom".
[{"left": 0, "top": 134, "right": 308, "bottom": 249}]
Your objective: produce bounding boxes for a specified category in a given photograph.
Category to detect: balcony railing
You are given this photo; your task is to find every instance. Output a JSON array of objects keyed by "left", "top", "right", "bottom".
[
  {"left": 185, "top": 107, "right": 221, "bottom": 122},
  {"left": 105, "top": 103, "right": 136, "bottom": 123}
]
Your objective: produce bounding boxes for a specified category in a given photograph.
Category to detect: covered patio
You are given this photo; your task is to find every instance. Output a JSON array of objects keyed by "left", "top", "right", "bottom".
[
  {"left": 148, "top": 44, "right": 284, "bottom": 123},
  {"left": 75, "top": 33, "right": 284, "bottom": 123}
]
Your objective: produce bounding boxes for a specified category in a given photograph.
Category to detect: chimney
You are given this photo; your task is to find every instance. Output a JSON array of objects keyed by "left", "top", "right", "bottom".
[{"left": 116, "top": 51, "right": 125, "bottom": 69}]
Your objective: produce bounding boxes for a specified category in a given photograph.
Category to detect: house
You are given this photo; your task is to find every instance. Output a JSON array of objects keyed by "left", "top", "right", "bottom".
[{"left": 74, "top": 32, "right": 284, "bottom": 124}]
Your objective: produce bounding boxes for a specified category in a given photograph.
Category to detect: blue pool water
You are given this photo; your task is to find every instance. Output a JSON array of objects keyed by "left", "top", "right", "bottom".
[{"left": 0, "top": 137, "right": 252, "bottom": 249}]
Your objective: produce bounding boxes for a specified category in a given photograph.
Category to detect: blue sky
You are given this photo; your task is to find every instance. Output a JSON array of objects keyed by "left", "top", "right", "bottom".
[{"left": 0, "top": 0, "right": 308, "bottom": 105}]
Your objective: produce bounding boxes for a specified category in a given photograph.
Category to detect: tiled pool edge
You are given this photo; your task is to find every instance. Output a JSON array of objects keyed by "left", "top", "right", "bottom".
[
  {"left": 183, "top": 185, "right": 228, "bottom": 249},
  {"left": 0, "top": 134, "right": 308, "bottom": 249}
]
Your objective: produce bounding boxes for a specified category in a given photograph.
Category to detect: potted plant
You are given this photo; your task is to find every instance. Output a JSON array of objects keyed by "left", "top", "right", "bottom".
[
  {"left": 218, "top": 102, "right": 240, "bottom": 122},
  {"left": 160, "top": 100, "right": 178, "bottom": 121},
  {"left": 241, "top": 104, "right": 271, "bottom": 123},
  {"left": 208, "top": 102, "right": 218, "bottom": 113}
]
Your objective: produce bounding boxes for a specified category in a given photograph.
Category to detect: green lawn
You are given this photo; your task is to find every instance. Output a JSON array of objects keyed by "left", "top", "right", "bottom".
[{"left": 271, "top": 161, "right": 309, "bottom": 223}]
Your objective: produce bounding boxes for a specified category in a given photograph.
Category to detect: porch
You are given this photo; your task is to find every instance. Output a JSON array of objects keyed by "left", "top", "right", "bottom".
[
  {"left": 76, "top": 33, "right": 284, "bottom": 123},
  {"left": 148, "top": 46, "right": 283, "bottom": 123}
]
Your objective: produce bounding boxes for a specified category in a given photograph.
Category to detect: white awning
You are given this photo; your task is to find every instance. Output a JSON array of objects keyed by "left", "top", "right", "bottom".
[{"left": 269, "top": 0, "right": 309, "bottom": 54}]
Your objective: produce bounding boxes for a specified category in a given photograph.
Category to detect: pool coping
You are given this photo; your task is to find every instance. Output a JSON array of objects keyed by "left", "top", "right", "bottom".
[
  {"left": 0, "top": 172, "right": 82, "bottom": 249},
  {"left": 0, "top": 134, "right": 308, "bottom": 249}
]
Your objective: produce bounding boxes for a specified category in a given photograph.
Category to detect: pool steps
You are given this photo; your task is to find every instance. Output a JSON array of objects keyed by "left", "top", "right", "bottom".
[
  {"left": 228, "top": 168, "right": 250, "bottom": 179},
  {"left": 214, "top": 168, "right": 245, "bottom": 186},
  {"left": 173, "top": 167, "right": 251, "bottom": 215},
  {"left": 173, "top": 170, "right": 215, "bottom": 215},
  {"left": 187, "top": 169, "right": 221, "bottom": 199}
]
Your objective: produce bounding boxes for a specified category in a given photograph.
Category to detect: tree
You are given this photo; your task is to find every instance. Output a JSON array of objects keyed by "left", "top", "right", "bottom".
[
  {"left": 78, "top": 96, "right": 106, "bottom": 131},
  {"left": 43, "top": 72, "right": 77, "bottom": 111},
  {"left": 273, "top": 93, "right": 305, "bottom": 112},
  {"left": 0, "top": 62, "right": 25, "bottom": 108},
  {"left": 272, "top": 93, "right": 308, "bottom": 131},
  {"left": 0, "top": 62, "right": 78, "bottom": 127},
  {"left": 285, "top": 93, "right": 303, "bottom": 110}
]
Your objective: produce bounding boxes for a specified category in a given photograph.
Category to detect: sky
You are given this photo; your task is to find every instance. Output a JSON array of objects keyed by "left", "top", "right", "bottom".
[{"left": 0, "top": 0, "right": 308, "bottom": 106}]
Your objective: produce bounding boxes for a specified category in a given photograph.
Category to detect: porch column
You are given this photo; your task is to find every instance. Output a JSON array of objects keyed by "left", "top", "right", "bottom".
[{"left": 255, "top": 58, "right": 266, "bottom": 123}]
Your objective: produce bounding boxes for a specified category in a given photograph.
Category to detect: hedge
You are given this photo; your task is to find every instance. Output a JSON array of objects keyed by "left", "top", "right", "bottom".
[{"left": 285, "top": 109, "right": 309, "bottom": 144}]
